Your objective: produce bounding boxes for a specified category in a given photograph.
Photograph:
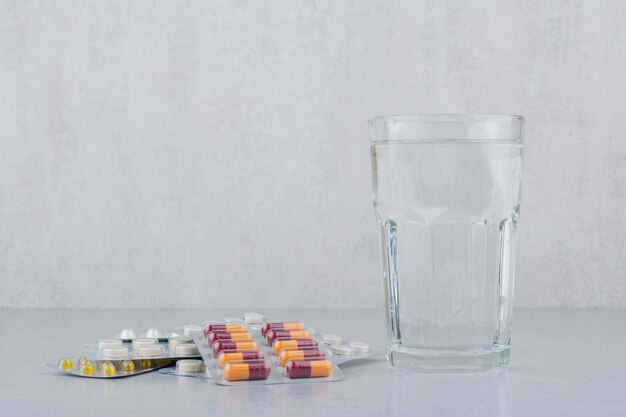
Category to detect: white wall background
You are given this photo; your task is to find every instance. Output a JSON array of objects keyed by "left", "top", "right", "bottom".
[{"left": 1, "top": 0, "right": 625, "bottom": 308}]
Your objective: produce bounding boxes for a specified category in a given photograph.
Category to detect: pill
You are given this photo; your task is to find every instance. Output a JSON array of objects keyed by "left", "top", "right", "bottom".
[
  {"left": 261, "top": 322, "right": 305, "bottom": 337},
  {"left": 119, "top": 328, "right": 137, "bottom": 340},
  {"left": 132, "top": 338, "right": 158, "bottom": 349},
  {"left": 58, "top": 358, "right": 73, "bottom": 371},
  {"left": 175, "top": 343, "right": 199, "bottom": 356},
  {"left": 144, "top": 327, "right": 162, "bottom": 338},
  {"left": 203, "top": 323, "right": 247, "bottom": 336},
  {"left": 139, "top": 359, "right": 152, "bottom": 368},
  {"left": 272, "top": 339, "right": 317, "bottom": 355},
  {"left": 349, "top": 342, "right": 370, "bottom": 353},
  {"left": 98, "top": 339, "right": 123, "bottom": 349},
  {"left": 168, "top": 336, "right": 193, "bottom": 351},
  {"left": 135, "top": 345, "right": 163, "bottom": 357},
  {"left": 217, "top": 351, "right": 264, "bottom": 368},
  {"left": 266, "top": 329, "right": 312, "bottom": 345},
  {"left": 212, "top": 341, "right": 259, "bottom": 357},
  {"left": 279, "top": 348, "right": 325, "bottom": 366},
  {"left": 80, "top": 361, "right": 94, "bottom": 376},
  {"left": 120, "top": 360, "right": 135, "bottom": 373},
  {"left": 208, "top": 331, "right": 252, "bottom": 346},
  {"left": 286, "top": 359, "right": 333, "bottom": 379},
  {"left": 99, "top": 361, "right": 117, "bottom": 377},
  {"left": 102, "top": 346, "right": 129, "bottom": 359},
  {"left": 223, "top": 361, "right": 271, "bottom": 381},
  {"left": 177, "top": 359, "right": 204, "bottom": 373},
  {"left": 244, "top": 312, "right": 264, "bottom": 324},
  {"left": 322, "top": 334, "right": 342, "bottom": 345},
  {"left": 331, "top": 344, "right": 352, "bottom": 355},
  {"left": 183, "top": 324, "right": 202, "bottom": 336}
]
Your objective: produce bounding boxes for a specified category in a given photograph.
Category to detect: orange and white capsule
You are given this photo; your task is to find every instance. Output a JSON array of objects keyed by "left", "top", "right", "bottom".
[
  {"left": 261, "top": 322, "right": 305, "bottom": 337},
  {"left": 217, "top": 351, "right": 264, "bottom": 368},
  {"left": 266, "top": 329, "right": 312, "bottom": 345},
  {"left": 272, "top": 338, "right": 318, "bottom": 355},
  {"left": 207, "top": 331, "right": 252, "bottom": 345},
  {"left": 279, "top": 348, "right": 325, "bottom": 366},
  {"left": 203, "top": 323, "right": 247, "bottom": 337},
  {"left": 212, "top": 340, "right": 259, "bottom": 357},
  {"left": 285, "top": 359, "right": 333, "bottom": 379},
  {"left": 223, "top": 361, "right": 271, "bottom": 381}
]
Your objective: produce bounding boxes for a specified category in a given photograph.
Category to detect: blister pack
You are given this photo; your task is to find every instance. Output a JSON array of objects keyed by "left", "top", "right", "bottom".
[
  {"left": 162, "top": 313, "right": 371, "bottom": 386},
  {"left": 81, "top": 335, "right": 202, "bottom": 361},
  {"left": 49, "top": 356, "right": 177, "bottom": 378}
]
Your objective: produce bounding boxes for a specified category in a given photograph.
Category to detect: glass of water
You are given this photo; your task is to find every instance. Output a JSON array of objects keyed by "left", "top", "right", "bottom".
[{"left": 369, "top": 114, "right": 524, "bottom": 371}]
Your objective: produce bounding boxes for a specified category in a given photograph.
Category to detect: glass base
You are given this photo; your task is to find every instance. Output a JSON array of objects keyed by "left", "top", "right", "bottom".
[{"left": 388, "top": 346, "right": 510, "bottom": 372}]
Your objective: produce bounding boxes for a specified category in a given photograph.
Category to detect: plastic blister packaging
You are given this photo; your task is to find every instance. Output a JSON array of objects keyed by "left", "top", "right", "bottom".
[
  {"left": 113, "top": 327, "right": 171, "bottom": 343},
  {"left": 321, "top": 339, "right": 370, "bottom": 365},
  {"left": 159, "top": 359, "right": 212, "bottom": 379},
  {"left": 49, "top": 356, "right": 177, "bottom": 378},
  {"left": 173, "top": 315, "right": 371, "bottom": 386},
  {"left": 203, "top": 333, "right": 343, "bottom": 385},
  {"left": 81, "top": 335, "right": 201, "bottom": 361}
]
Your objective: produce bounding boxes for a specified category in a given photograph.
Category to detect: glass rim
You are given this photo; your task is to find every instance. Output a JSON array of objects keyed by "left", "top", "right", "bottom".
[
  {"left": 368, "top": 113, "right": 524, "bottom": 125},
  {"left": 368, "top": 113, "right": 524, "bottom": 144}
]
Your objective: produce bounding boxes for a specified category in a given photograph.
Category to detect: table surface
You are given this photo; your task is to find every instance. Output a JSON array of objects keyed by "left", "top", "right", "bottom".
[{"left": 1, "top": 309, "right": 624, "bottom": 416}]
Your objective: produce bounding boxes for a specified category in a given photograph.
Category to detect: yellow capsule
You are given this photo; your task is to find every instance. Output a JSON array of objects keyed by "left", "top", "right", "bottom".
[
  {"left": 139, "top": 359, "right": 152, "bottom": 368},
  {"left": 81, "top": 363, "right": 94, "bottom": 376},
  {"left": 58, "top": 358, "right": 73, "bottom": 371},
  {"left": 101, "top": 361, "right": 116, "bottom": 377},
  {"left": 98, "top": 360, "right": 112, "bottom": 372},
  {"left": 120, "top": 360, "right": 135, "bottom": 373}
]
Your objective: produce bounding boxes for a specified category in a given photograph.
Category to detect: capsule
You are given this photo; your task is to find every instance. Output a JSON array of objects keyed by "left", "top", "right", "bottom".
[
  {"left": 212, "top": 340, "right": 259, "bottom": 357},
  {"left": 99, "top": 361, "right": 117, "bottom": 377},
  {"left": 286, "top": 359, "right": 333, "bottom": 379},
  {"left": 261, "top": 322, "right": 305, "bottom": 337},
  {"left": 217, "top": 351, "right": 264, "bottom": 368},
  {"left": 223, "top": 361, "right": 271, "bottom": 381},
  {"left": 77, "top": 357, "right": 94, "bottom": 375},
  {"left": 266, "top": 329, "right": 312, "bottom": 345},
  {"left": 203, "top": 323, "right": 247, "bottom": 337},
  {"left": 120, "top": 360, "right": 135, "bottom": 373},
  {"left": 272, "top": 338, "right": 317, "bottom": 355},
  {"left": 207, "top": 331, "right": 252, "bottom": 346},
  {"left": 279, "top": 348, "right": 325, "bottom": 366},
  {"left": 139, "top": 359, "right": 153, "bottom": 369},
  {"left": 58, "top": 358, "right": 73, "bottom": 371}
]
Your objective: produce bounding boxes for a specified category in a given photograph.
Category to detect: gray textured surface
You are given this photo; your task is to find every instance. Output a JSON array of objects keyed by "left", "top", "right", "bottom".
[
  {"left": 1, "top": 308, "right": 624, "bottom": 416},
  {"left": 1, "top": 1, "right": 626, "bottom": 308}
]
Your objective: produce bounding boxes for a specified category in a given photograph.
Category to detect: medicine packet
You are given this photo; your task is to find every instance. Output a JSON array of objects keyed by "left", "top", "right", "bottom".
[
  {"left": 81, "top": 335, "right": 202, "bottom": 361},
  {"left": 49, "top": 356, "right": 177, "bottom": 379},
  {"left": 162, "top": 313, "right": 371, "bottom": 386}
]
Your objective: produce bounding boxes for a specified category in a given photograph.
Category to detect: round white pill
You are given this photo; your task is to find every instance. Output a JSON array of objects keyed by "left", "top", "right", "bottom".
[
  {"left": 98, "top": 339, "right": 123, "bottom": 349},
  {"left": 144, "top": 327, "right": 162, "bottom": 338},
  {"left": 331, "top": 344, "right": 352, "bottom": 355},
  {"left": 135, "top": 346, "right": 163, "bottom": 357},
  {"left": 183, "top": 324, "right": 202, "bottom": 336},
  {"left": 132, "top": 338, "right": 158, "bottom": 349},
  {"left": 119, "top": 329, "right": 137, "bottom": 340},
  {"left": 168, "top": 336, "right": 193, "bottom": 352},
  {"left": 175, "top": 343, "right": 199, "bottom": 356},
  {"left": 102, "top": 346, "right": 129, "bottom": 359},
  {"left": 244, "top": 313, "right": 264, "bottom": 324},
  {"left": 176, "top": 359, "right": 204, "bottom": 373},
  {"left": 322, "top": 334, "right": 342, "bottom": 345},
  {"left": 349, "top": 342, "right": 370, "bottom": 353}
]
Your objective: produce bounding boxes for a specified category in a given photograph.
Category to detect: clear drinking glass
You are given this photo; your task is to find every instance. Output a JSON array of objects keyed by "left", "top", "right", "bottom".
[{"left": 369, "top": 114, "right": 524, "bottom": 371}]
